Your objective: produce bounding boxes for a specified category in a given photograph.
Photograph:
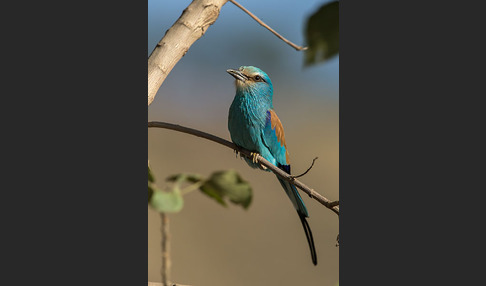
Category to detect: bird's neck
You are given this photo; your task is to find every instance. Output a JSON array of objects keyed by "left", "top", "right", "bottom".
[
  {"left": 235, "top": 86, "right": 273, "bottom": 107},
  {"left": 232, "top": 89, "right": 272, "bottom": 126}
]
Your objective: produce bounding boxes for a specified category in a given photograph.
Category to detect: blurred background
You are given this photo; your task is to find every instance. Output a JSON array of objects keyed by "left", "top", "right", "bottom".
[{"left": 148, "top": 0, "right": 339, "bottom": 285}]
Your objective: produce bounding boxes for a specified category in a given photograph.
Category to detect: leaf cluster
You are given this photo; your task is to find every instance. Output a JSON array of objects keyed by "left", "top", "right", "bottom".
[{"left": 149, "top": 165, "right": 252, "bottom": 213}]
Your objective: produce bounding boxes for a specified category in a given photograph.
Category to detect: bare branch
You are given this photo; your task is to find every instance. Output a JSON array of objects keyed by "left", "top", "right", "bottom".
[
  {"left": 228, "top": 0, "right": 308, "bottom": 51},
  {"left": 160, "top": 213, "right": 170, "bottom": 286},
  {"left": 148, "top": 121, "right": 339, "bottom": 216},
  {"left": 148, "top": 0, "right": 229, "bottom": 106}
]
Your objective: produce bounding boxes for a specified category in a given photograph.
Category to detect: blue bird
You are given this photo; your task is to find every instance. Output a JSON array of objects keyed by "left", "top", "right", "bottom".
[{"left": 227, "top": 66, "right": 317, "bottom": 265}]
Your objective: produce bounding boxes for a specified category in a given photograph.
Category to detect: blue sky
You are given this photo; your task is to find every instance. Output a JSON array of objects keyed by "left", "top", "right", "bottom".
[{"left": 148, "top": 0, "right": 339, "bottom": 114}]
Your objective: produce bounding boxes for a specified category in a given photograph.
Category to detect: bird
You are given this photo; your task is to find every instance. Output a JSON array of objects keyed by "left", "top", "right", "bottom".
[{"left": 227, "top": 66, "right": 317, "bottom": 265}]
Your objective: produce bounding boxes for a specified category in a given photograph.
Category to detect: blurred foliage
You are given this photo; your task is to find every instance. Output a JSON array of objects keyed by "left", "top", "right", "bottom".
[
  {"left": 304, "top": 1, "right": 339, "bottom": 66},
  {"left": 148, "top": 164, "right": 184, "bottom": 213},
  {"left": 150, "top": 185, "right": 184, "bottom": 213},
  {"left": 200, "top": 170, "right": 252, "bottom": 210},
  {"left": 148, "top": 165, "right": 155, "bottom": 201},
  {"left": 148, "top": 165, "right": 253, "bottom": 213},
  {"left": 168, "top": 170, "right": 252, "bottom": 210},
  {"left": 166, "top": 173, "right": 203, "bottom": 184},
  {"left": 148, "top": 164, "right": 155, "bottom": 183}
]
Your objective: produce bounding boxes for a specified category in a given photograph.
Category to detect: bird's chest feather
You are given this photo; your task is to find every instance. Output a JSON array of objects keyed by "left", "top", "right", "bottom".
[{"left": 228, "top": 94, "right": 268, "bottom": 151}]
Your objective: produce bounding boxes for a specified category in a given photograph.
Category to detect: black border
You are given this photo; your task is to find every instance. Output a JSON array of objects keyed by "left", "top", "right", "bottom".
[
  {"left": 5, "top": 1, "right": 147, "bottom": 284},
  {"left": 6, "top": 0, "right": 481, "bottom": 284},
  {"left": 340, "top": 0, "right": 482, "bottom": 285}
]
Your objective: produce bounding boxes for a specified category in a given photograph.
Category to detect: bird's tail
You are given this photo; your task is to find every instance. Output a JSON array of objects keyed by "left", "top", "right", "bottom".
[
  {"left": 277, "top": 177, "right": 309, "bottom": 216},
  {"left": 298, "top": 209, "right": 318, "bottom": 266},
  {"left": 277, "top": 177, "right": 317, "bottom": 265}
]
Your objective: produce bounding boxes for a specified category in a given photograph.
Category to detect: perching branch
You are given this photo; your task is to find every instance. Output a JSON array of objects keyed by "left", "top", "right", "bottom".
[
  {"left": 148, "top": 121, "right": 339, "bottom": 216},
  {"left": 229, "top": 0, "right": 308, "bottom": 51},
  {"left": 148, "top": 0, "right": 229, "bottom": 106}
]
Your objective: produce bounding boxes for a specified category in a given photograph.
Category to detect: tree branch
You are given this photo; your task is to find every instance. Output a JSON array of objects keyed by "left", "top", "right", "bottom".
[
  {"left": 148, "top": 0, "right": 229, "bottom": 106},
  {"left": 149, "top": 282, "right": 191, "bottom": 286},
  {"left": 148, "top": 121, "right": 339, "bottom": 216},
  {"left": 228, "top": 0, "right": 308, "bottom": 51}
]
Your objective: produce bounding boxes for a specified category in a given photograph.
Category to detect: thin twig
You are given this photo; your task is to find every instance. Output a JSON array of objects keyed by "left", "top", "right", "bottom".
[
  {"left": 180, "top": 181, "right": 205, "bottom": 195},
  {"left": 228, "top": 0, "right": 308, "bottom": 51},
  {"left": 149, "top": 283, "right": 192, "bottom": 286},
  {"left": 160, "top": 213, "right": 170, "bottom": 286},
  {"left": 148, "top": 121, "right": 339, "bottom": 216},
  {"left": 329, "top": 200, "right": 339, "bottom": 207},
  {"left": 291, "top": 157, "right": 318, "bottom": 179}
]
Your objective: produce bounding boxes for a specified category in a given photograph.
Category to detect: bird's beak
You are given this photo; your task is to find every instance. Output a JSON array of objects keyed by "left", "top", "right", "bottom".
[{"left": 227, "top": 69, "right": 248, "bottom": 82}]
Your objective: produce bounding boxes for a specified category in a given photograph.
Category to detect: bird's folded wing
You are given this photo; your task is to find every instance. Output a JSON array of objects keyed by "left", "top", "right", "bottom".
[{"left": 261, "top": 109, "right": 290, "bottom": 168}]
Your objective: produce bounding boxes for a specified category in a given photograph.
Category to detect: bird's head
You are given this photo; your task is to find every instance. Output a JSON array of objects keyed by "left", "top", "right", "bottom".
[{"left": 227, "top": 66, "right": 273, "bottom": 97}]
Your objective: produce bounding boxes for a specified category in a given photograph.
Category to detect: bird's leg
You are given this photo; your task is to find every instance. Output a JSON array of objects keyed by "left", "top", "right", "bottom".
[
  {"left": 250, "top": 152, "right": 267, "bottom": 170},
  {"left": 234, "top": 147, "right": 245, "bottom": 160}
]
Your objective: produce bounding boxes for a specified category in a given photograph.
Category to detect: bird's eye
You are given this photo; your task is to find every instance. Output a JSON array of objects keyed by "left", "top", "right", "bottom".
[{"left": 255, "top": 75, "right": 261, "bottom": 81}]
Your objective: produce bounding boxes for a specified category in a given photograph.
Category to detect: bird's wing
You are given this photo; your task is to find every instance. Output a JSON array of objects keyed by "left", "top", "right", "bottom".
[
  {"left": 261, "top": 109, "right": 290, "bottom": 168},
  {"left": 262, "top": 109, "right": 315, "bottom": 264},
  {"left": 262, "top": 109, "right": 310, "bottom": 217}
]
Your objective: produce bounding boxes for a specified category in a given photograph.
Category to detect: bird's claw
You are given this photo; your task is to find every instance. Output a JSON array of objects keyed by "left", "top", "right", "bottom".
[
  {"left": 250, "top": 152, "right": 267, "bottom": 170},
  {"left": 250, "top": 152, "right": 258, "bottom": 163}
]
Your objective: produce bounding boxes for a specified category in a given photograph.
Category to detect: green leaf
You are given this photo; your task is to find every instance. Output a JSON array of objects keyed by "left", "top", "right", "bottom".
[
  {"left": 200, "top": 182, "right": 228, "bottom": 207},
  {"left": 148, "top": 163, "right": 184, "bottom": 212},
  {"left": 149, "top": 187, "right": 184, "bottom": 213},
  {"left": 148, "top": 164, "right": 155, "bottom": 202},
  {"left": 200, "top": 170, "right": 252, "bottom": 209},
  {"left": 148, "top": 165, "right": 155, "bottom": 182},
  {"left": 148, "top": 184, "right": 154, "bottom": 202},
  {"left": 304, "top": 1, "right": 339, "bottom": 66}
]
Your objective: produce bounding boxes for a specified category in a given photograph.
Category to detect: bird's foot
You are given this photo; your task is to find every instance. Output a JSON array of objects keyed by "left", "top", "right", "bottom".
[
  {"left": 250, "top": 152, "right": 267, "bottom": 170},
  {"left": 250, "top": 152, "right": 258, "bottom": 163}
]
